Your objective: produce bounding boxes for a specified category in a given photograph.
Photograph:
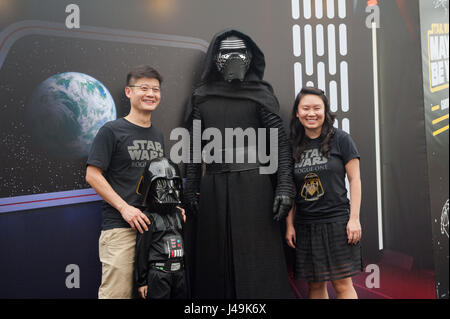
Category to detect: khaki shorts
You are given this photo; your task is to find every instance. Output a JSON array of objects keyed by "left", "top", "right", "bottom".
[{"left": 98, "top": 228, "right": 137, "bottom": 299}]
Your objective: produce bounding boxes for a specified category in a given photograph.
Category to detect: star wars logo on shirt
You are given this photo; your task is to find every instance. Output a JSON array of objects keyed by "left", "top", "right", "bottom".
[
  {"left": 300, "top": 172, "right": 324, "bottom": 201},
  {"left": 128, "top": 140, "right": 164, "bottom": 167},
  {"left": 164, "top": 235, "right": 184, "bottom": 259},
  {"left": 295, "top": 148, "right": 329, "bottom": 174}
]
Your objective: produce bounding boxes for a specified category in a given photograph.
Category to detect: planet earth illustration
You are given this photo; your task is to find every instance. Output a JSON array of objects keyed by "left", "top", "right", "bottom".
[{"left": 27, "top": 72, "right": 116, "bottom": 159}]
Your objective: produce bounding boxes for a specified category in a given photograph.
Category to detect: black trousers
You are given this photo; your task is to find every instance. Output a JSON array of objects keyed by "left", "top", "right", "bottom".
[{"left": 147, "top": 268, "right": 187, "bottom": 299}]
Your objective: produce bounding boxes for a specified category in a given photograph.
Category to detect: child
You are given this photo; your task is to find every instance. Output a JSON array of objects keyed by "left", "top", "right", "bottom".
[{"left": 134, "top": 157, "right": 187, "bottom": 299}]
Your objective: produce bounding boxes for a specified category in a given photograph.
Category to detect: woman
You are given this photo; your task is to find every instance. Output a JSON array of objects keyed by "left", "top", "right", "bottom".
[{"left": 285, "top": 87, "right": 363, "bottom": 299}]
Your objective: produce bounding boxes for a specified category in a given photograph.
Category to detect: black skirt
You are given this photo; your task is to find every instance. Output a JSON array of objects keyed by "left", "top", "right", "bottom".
[{"left": 294, "top": 221, "right": 363, "bottom": 282}]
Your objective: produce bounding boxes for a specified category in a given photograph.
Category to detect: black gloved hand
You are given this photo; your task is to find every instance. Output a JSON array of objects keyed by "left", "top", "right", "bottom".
[
  {"left": 273, "top": 195, "right": 293, "bottom": 221},
  {"left": 188, "top": 200, "right": 200, "bottom": 216},
  {"left": 183, "top": 192, "right": 200, "bottom": 217}
]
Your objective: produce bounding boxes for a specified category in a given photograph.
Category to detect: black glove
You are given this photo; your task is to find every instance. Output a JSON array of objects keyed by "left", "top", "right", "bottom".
[{"left": 273, "top": 195, "right": 293, "bottom": 221}]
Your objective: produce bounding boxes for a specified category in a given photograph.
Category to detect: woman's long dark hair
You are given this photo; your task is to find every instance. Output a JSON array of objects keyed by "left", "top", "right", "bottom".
[{"left": 290, "top": 87, "right": 336, "bottom": 162}]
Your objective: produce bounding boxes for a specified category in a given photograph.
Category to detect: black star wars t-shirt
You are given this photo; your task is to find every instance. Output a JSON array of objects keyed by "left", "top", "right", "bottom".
[
  {"left": 294, "top": 128, "right": 360, "bottom": 224},
  {"left": 87, "top": 118, "right": 164, "bottom": 230}
]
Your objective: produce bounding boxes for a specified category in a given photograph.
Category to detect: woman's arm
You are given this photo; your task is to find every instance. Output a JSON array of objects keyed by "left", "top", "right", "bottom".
[
  {"left": 285, "top": 203, "right": 296, "bottom": 249},
  {"left": 345, "top": 158, "right": 362, "bottom": 244}
]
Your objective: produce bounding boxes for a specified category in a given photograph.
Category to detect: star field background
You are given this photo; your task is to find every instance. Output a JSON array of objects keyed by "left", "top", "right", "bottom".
[{"left": 0, "top": 35, "right": 204, "bottom": 197}]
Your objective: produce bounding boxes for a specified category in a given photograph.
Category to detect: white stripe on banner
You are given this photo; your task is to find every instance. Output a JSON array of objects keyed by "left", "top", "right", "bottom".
[
  {"left": 345, "top": 176, "right": 351, "bottom": 200},
  {"left": 318, "top": 62, "right": 326, "bottom": 93},
  {"left": 305, "top": 25, "right": 314, "bottom": 76},
  {"left": 328, "top": 24, "right": 336, "bottom": 75},
  {"left": 329, "top": 80, "right": 338, "bottom": 112},
  {"left": 293, "top": 25, "right": 301, "bottom": 57},
  {"left": 340, "top": 61, "right": 349, "bottom": 112},
  {"left": 339, "top": 24, "right": 347, "bottom": 56},
  {"left": 327, "top": 0, "right": 335, "bottom": 19},
  {"left": 303, "top": 0, "right": 312, "bottom": 19},
  {"left": 292, "top": 0, "right": 300, "bottom": 19},
  {"left": 316, "top": 24, "right": 324, "bottom": 56},
  {"left": 294, "top": 62, "right": 303, "bottom": 97},
  {"left": 342, "top": 118, "right": 350, "bottom": 133},
  {"left": 338, "top": 0, "right": 347, "bottom": 19},
  {"left": 315, "top": 0, "right": 323, "bottom": 19}
]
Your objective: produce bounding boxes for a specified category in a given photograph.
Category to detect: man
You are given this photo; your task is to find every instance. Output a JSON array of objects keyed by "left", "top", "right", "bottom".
[
  {"left": 86, "top": 65, "right": 165, "bottom": 299},
  {"left": 184, "top": 29, "right": 294, "bottom": 299}
]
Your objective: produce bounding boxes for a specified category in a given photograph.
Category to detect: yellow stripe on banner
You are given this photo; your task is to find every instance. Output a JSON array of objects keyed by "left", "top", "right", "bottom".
[
  {"left": 431, "top": 105, "right": 440, "bottom": 111},
  {"left": 432, "top": 114, "right": 449, "bottom": 125},
  {"left": 433, "top": 125, "right": 449, "bottom": 136}
]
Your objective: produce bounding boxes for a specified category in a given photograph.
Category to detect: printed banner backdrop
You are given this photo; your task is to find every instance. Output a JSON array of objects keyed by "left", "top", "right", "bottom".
[
  {"left": 419, "top": 0, "right": 449, "bottom": 299},
  {"left": 0, "top": 0, "right": 442, "bottom": 299}
]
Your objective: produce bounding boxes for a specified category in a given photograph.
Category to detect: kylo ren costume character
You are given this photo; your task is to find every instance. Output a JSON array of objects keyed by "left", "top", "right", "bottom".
[
  {"left": 135, "top": 157, "right": 187, "bottom": 299},
  {"left": 184, "top": 29, "right": 295, "bottom": 299}
]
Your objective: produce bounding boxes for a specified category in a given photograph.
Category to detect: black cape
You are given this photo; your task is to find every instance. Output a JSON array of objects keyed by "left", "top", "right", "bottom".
[{"left": 184, "top": 29, "right": 293, "bottom": 299}]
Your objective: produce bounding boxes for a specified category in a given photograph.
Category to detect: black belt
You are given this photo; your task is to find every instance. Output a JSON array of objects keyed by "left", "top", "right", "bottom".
[
  {"left": 151, "top": 260, "right": 184, "bottom": 273},
  {"left": 205, "top": 162, "right": 261, "bottom": 174},
  {"left": 203, "top": 146, "right": 262, "bottom": 174}
]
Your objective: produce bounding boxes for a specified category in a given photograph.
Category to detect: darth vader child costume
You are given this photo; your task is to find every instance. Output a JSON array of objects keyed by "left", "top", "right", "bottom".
[
  {"left": 134, "top": 157, "right": 187, "bottom": 299},
  {"left": 184, "top": 29, "right": 295, "bottom": 299}
]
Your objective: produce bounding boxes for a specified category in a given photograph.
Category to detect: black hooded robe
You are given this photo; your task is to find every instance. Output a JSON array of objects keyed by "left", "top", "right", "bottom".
[{"left": 184, "top": 29, "right": 294, "bottom": 299}]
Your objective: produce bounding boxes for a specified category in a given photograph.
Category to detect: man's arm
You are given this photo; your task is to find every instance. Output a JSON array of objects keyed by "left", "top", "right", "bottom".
[{"left": 86, "top": 165, "right": 150, "bottom": 233}]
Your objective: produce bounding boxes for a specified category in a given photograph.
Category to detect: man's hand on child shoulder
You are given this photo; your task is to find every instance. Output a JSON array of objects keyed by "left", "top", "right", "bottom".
[{"left": 119, "top": 203, "right": 151, "bottom": 233}]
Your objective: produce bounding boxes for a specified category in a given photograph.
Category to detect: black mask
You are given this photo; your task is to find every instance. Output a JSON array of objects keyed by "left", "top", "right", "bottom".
[
  {"left": 136, "top": 157, "right": 183, "bottom": 214},
  {"left": 215, "top": 36, "right": 252, "bottom": 82}
]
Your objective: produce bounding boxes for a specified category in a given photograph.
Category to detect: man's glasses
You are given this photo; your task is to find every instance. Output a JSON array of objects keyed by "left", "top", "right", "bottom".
[{"left": 128, "top": 85, "right": 161, "bottom": 93}]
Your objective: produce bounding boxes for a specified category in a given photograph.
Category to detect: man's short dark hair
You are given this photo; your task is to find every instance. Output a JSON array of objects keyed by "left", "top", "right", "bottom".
[{"left": 126, "top": 65, "right": 163, "bottom": 86}]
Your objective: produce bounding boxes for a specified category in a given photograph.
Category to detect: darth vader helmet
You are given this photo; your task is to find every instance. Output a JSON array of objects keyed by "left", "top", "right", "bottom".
[
  {"left": 136, "top": 157, "right": 183, "bottom": 214},
  {"left": 215, "top": 35, "right": 252, "bottom": 82}
]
